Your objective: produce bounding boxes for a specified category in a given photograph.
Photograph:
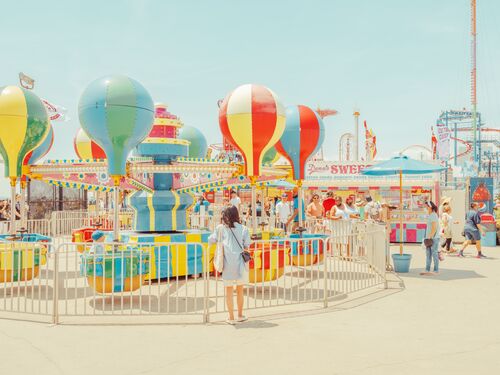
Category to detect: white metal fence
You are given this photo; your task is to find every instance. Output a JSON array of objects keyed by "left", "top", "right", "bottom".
[
  {"left": 48, "top": 210, "right": 134, "bottom": 237},
  {"left": 0, "top": 228, "right": 387, "bottom": 324},
  {"left": 0, "top": 219, "right": 51, "bottom": 237}
]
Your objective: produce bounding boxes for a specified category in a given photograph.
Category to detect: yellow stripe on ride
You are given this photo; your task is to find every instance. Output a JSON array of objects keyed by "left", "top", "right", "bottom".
[
  {"left": 147, "top": 194, "right": 155, "bottom": 231},
  {"left": 0, "top": 86, "right": 28, "bottom": 177}
]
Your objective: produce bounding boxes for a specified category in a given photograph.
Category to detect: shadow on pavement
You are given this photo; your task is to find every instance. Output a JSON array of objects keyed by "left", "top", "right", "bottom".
[
  {"left": 234, "top": 320, "right": 279, "bottom": 329},
  {"left": 398, "top": 268, "right": 486, "bottom": 281}
]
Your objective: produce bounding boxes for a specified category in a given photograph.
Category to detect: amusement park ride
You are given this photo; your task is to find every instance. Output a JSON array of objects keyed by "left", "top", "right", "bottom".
[{"left": 0, "top": 76, "right": 329, "bottom": 292}]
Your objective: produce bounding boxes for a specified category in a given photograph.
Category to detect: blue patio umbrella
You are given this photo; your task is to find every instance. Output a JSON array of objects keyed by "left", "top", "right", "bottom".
[
  {"left": 265, "top": 180, "right": 296, "bottom": 189},
  {"left": 362, "top": 155, "right": 446, "bottom": 256}
]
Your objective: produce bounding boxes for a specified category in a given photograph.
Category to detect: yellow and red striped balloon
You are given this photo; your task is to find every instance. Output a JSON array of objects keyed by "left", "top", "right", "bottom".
[
  {"left": 73, "top": 128, "right": 106, "bottom": 160},
  {"left": 219, "top": 84, "right": 285, "bottom": 177}
]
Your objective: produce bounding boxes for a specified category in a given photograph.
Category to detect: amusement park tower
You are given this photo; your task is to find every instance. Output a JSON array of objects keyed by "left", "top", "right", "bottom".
[{"left": 128, "top": 104, "right": 193, "bottom": 232}]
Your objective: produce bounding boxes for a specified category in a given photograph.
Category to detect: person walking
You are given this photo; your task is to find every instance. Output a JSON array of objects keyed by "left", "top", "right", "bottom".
[
  {"left": 459, "top": 202, "right": 486, "bottom": 258},
  {"left": 420, "top": 201, "right": 441, "bottom": 276},
  {"left": 209, "top": 206, "right": 250, "bottom": 325},
  {"left": 440, "top": 203, "right": 458, "bottom": 253}
]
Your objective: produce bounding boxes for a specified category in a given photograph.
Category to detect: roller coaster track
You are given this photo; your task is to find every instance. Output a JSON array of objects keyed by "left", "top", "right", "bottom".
[{"left": 448, "top": 127, "right": 499, "bottom": 162}]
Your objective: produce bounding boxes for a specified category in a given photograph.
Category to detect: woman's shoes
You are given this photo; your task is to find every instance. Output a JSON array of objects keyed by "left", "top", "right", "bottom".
[{"left": 226, "top": 316, "right": 248, "bottom": 324}]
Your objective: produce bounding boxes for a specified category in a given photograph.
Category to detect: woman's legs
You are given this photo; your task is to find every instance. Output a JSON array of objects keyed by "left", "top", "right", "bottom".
[
  {"left": 425, "top": 247, "right": 432, "bottom": 272},
  {"left": 431, "top": 241, "right": 440, "bottom": 273},
  {"left": 225, "top": 286, "right": 234, "bottom": 320},
  {"left": 236, "top": 285, "right": 244, "bottom": 318}
]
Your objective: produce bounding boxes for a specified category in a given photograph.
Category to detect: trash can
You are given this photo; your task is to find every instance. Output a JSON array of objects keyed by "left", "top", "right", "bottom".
[{"left": 480, "top": 213, "right": 497, "bottom": 247}]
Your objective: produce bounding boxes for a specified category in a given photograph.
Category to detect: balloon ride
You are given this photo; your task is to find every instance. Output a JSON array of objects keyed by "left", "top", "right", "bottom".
[
  {"left": 78, "top": 75, "right": 155, "bottom": 239},
  {"left": 219, "top": 83, "right": 286, "bottom": 232},
  {"left": 0, "top": 86, "right": 50, "bottom": 234},
  {"left": 276, "top": 104, "right": 325, "bottom": 227}
]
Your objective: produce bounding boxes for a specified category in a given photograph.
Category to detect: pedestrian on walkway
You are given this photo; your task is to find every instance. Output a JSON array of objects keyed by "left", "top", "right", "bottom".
[
  {"left": 421, "top": 201, "right": 440, "bottom": 276},
  {"left": 440, "top": 203, "right": 458, "bottom": 253},
  {"left": 209, "top": 206, "right": 250, "bottom": 325},
  {"left": 459, "top": 202, "right": 486, "bottom": 258}
]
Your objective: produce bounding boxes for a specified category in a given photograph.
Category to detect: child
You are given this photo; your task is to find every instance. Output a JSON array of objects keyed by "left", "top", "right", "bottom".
[{"left": 90, "top": 230, "right": 106, "bottom": 254}]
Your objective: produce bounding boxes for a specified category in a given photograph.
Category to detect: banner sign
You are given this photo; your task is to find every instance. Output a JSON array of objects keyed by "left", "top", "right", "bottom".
[
  {"left": 436, "top": 122, "right": 451, "bottom": 160},
  {"left": 305, "top": 161, "right": 437, "bottom": 185},
  {"left": 306, "top": 162, "right": 372, "bottom": 180}
]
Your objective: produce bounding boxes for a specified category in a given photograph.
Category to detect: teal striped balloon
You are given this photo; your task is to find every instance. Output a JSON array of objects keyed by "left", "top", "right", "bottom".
[{"left": 78, "top": 75, "right": 155, "bottom": 177}]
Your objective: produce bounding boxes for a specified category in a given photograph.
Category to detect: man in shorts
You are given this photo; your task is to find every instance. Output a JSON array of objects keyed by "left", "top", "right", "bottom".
[{"left": 459, "top": 202, "right": 486, "bottom": 258}]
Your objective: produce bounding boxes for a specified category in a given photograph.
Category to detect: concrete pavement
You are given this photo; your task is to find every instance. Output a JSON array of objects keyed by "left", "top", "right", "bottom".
[{"left": 0, "top": 244, "right": 499, "bottom": 375}]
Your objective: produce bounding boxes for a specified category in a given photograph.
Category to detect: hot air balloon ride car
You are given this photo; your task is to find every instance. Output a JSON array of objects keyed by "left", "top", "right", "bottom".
[{"left": 0, "top": 86, "right": 51, "bottom": 282}]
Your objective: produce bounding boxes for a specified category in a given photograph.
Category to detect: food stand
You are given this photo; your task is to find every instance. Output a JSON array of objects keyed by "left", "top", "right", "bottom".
[{"left": 304, "top": 161, "right": 440, "bottom": 243}]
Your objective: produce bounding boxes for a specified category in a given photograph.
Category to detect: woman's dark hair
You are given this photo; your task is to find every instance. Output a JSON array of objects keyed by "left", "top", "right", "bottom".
[
  {"left": 310, "top": 193, "right": 320, "bottom": 203},
  {"left": 470, "top": 202, "right": 478, "bottom": 209},
  {"left": 222, "top": 205, "right": 240, "bottom": 228},
  {"left": 426, "top": 201, "right": 438, "bottom": 213}
]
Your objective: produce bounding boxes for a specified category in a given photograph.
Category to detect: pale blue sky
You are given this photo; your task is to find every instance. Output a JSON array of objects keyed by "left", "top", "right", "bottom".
[{"left": 1, "top": 0, "right": 499, "bottom": 174}]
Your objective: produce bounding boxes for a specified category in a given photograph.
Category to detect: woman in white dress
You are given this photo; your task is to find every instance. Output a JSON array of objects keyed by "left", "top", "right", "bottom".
[{"left": 209, "top": 206, "right": 251, "bottom": 324}]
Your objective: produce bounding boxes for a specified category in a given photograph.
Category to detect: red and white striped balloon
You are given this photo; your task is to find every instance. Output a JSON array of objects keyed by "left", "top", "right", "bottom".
[{"left": 219, "top": 84, "right": 285, "bottom": 177}]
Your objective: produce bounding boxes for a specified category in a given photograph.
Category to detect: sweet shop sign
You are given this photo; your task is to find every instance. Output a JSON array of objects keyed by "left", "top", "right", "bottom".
[{"left": 305, "top": 162, "right": 373, "bottom": 180}]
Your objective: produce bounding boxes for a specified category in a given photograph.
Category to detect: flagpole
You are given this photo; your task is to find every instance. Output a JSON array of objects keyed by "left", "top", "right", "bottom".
[{"left": 399, "top": 169, "right": 403, "bottom": 255}]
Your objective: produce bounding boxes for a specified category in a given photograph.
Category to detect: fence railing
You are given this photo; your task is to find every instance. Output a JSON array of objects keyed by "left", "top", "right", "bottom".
[
  {"left": 50, "top": 210, "right": 133, "bottom": 237},
  {"left": 0, "top": 229, "right": 387, "bottom": 324},
  {"left": 0, "top": 219, "right": 51, "bottom": 237}
]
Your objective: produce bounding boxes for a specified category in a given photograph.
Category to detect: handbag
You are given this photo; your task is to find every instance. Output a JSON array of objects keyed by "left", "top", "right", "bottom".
[
  {"left": 230, "top": 227, "right": 252, "bottom": 263},
  {"left": 213, "top": 228, "right": 224, "bottom": 273},
  {"left": 423, "top": 238, "right": 434, "bottom": 248}
]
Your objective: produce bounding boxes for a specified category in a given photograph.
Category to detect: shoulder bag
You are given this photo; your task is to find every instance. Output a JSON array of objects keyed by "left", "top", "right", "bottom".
[{"left": 230, "top": 227, "right": 252, "bottom": 263}]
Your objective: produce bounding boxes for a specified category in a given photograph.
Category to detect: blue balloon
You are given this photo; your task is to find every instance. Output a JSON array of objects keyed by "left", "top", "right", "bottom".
[{"left": 78, "top": 75, "right": 155, "bottom": 177}]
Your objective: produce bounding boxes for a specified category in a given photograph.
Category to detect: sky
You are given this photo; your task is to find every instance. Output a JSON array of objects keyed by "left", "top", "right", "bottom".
[{"left": 1, "top": 0, "right": 500, "bottom": 195}]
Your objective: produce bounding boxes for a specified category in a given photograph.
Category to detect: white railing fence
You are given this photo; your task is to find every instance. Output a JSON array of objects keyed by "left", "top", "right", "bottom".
[
  {"left": 50, "top": 210, "right": 134, "bottom": 237},
  {"left": 0, "top": 219, "right": 51, "bottom": 237},
  {"left": 0, "top": 229, "right": 387, "bottom": 324}
]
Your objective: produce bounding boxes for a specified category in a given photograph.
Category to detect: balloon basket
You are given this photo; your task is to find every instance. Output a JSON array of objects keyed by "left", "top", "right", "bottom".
[
  {"left": 0, "top": 266, "right": 40, "bottom": 283},
  {"left": 249, "top": 267, "right": 285, "bottom": 284},
  {"left": 117, "top": 231, "right": 215, "bottom": 280},
  {"left": 81, "top": 249, "right": 150, "bottom": 294},
  {"left": 0, "top": 243, "right": 47, "bottom": 283},
  {"left": 288, "top": 234, "right": 327, "bottom": 266},
  {"left": 291, "top": 253, "right": 324, "bottom": 267},
  {"left": 248, "top": 242, "right": 289, "bottom": 283},
  {"left": 87, "top": 275, "right": 145, "bottom": 294}
]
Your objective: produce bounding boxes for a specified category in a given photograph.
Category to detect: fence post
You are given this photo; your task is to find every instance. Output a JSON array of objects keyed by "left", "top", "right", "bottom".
[
  {"left": 203, "top": 243, "right": 210, "bottom": 323},
  {"left": 52, "top": 243, "right": 59, "bottom": 325},
  {"left": 323, "top": 238, "right": 328, "bottom": 308},
  {"left": 382, "top": 229, "right": 388, "bottom": 289}
]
